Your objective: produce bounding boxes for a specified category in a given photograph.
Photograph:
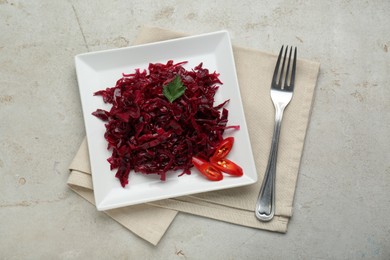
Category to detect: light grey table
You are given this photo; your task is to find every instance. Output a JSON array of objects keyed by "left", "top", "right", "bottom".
[{"left": 1, "top": 1, "right": 389, "bottom": 259}]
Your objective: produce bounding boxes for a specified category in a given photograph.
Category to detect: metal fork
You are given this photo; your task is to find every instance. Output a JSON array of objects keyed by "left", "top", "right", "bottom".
[{"left": 255, "top": 46, "right": 297, "bottom": 221}]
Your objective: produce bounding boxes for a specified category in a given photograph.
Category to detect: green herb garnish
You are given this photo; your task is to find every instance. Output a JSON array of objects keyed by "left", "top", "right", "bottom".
[{"left": 163, "top": 75, "right": 186, "bottom": 103}]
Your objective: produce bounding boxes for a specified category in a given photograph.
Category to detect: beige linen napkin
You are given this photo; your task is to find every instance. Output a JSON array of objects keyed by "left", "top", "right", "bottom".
[{"left": 68, "top": 27, "right": 320, "bottom": 244}]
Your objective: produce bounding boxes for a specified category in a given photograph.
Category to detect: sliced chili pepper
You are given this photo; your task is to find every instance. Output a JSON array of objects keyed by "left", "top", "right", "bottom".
[
  {"left": 211, "top": 137, "right": 234, "bottom": 160},
  {"left": 192, "top": 156, "right": 223, "bottom": 181},
  {"left": 211, "top": 158, "right": 243, "bottom": 177}
]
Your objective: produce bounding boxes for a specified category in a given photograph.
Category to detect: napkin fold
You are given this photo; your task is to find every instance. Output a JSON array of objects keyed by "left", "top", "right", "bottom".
[{"left": 68, "top": 26, "right": 320, "bottom": 245}]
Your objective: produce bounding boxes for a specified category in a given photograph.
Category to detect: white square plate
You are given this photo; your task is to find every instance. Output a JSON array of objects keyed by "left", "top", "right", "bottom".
[{"left": 75, "top": 31, "right": 257, "bottom": 211}]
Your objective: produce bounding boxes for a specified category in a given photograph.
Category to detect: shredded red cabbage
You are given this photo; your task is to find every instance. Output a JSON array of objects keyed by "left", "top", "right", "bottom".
[{"left": 92, "top": 60, "right": 239, "bottom": 187}]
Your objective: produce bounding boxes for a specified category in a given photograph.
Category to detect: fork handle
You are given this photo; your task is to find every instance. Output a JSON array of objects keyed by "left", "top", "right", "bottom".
[{"left": 255, "top": 107, "right": 284, "bottom": 221}]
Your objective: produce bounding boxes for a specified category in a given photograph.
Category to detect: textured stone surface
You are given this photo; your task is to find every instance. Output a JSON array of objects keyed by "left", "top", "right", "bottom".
[{"left": 1, "top": 0, "right": 389, "bottom": 259}]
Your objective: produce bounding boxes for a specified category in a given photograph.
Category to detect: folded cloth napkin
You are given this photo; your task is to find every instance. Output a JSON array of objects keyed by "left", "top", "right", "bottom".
[{"left": 68, "top": 26, "right": 320, "bottom": 245}]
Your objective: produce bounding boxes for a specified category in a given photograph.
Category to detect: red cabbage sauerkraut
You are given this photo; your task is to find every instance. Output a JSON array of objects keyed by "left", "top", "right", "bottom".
[{"left": 92, "top": 60, "right": 238, "bottom": 187}]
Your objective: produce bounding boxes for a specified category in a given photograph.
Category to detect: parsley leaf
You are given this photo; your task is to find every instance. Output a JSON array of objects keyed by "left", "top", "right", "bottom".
[{"left": 163, "top": 75, "right": 186, "bottom": 103}]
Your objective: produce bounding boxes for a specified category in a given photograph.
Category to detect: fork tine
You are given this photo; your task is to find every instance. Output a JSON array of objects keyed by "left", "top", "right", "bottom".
[
  {"left": 278, "top": 46, "right": 288, "bottom": 88},
  {"left": 272, "top": 46, "right": 284, "bottom": 87},
  {"left": 284, "top": 46, "right": 293, "bottom": 88},
  {"left": 290, "top": 47, "right": 297, "bottom": 90}
]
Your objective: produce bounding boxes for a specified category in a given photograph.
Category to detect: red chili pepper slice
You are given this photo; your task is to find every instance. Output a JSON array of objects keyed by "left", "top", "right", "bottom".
[
  {"left": 211, "top": 137, "right": 234, "bottom": 160},
  {"left": 192, "top": 156, "right": 223, "bottom": 181},
  {"left": 210, "top": 158, "right": 243, "bottom": 177}
]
